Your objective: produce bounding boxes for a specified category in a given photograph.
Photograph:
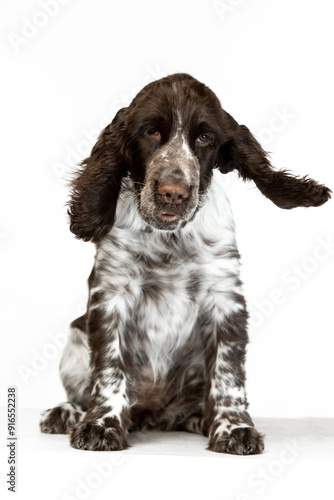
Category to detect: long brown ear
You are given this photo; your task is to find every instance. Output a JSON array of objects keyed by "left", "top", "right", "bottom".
[
  {"left": 218, "top": 123, "right": 331, "bottom": 209},
  {"left": 68, "top": 107, "right": 129, "bottom": 242}
]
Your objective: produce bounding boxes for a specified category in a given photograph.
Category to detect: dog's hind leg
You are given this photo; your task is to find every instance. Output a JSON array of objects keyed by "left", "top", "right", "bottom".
[
  {"left": 40, "top": 402, "right": 86, "bottom": 434},
  {"left": 40, "top": 316, "right": 91, "bottom": 434}
]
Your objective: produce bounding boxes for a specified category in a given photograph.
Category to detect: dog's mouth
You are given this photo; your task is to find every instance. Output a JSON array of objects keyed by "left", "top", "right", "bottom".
[
  {"left": 158, "top": 211, "right": 179, "bottom": 223},
  {"left": 138, "top": 184, "right": 201, "bottom": 231},
  {"left": 140, "top": 205, "right": 201, "bottom": 232},
  {"left": 138, "top": 208, "right": 184, "bottom": 231}
]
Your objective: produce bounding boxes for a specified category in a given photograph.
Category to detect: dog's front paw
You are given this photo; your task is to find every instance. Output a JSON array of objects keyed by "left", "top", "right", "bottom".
[
  {"left": 69, "top": 420, "right": 128, "bottom": 451},
  {"left": 208, "top": 426, "right": 265, "bottom": 455}
]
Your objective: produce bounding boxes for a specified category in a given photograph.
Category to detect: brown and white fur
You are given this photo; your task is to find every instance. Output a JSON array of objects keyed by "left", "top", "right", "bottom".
[{"left": 40, "top": 73, "right": 331, "bottom": 454}]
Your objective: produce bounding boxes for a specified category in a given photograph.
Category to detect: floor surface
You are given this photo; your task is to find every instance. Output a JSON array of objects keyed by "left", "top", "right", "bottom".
[{"left": 1, "top": 408, "right": 333, "bottom": 500}]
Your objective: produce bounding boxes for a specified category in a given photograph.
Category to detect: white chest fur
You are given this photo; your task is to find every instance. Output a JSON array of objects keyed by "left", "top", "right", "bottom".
[{"left": 93, "top": 170, "right": 244, "bottom": 378}]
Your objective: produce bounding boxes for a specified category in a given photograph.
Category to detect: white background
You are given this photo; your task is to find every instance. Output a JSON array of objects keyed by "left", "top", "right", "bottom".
[{"left": 1, "top": 0, "right": 333, "bottom": 418}]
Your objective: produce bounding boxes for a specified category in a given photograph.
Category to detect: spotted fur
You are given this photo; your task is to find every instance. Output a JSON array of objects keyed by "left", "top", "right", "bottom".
[{"left": 40, "top": 73, "right": 330, "bottom": 454}]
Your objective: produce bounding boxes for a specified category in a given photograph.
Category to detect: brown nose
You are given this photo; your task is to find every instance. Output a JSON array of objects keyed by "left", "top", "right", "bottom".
[{"left": 158, "top": 184, "right": 189, "bottom": 205}]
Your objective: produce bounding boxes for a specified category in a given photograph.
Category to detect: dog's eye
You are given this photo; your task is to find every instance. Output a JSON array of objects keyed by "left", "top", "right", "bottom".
[
  {"left": 196, "top": 134, "right": 210, "bottom": 145},
  {"left": 147, "top": 130, "right": 161, "bottom": 140}
]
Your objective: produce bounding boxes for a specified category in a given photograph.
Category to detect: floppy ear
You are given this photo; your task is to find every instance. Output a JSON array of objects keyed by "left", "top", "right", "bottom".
[
  {"left": 68, "top": 107, "right": 129, "bottom": 242},
  {"left": 218, "top": 120, "right": 331, "bottom": 209}
]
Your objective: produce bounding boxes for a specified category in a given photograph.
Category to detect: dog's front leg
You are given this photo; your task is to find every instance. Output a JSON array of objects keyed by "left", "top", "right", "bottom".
[
  {"left": 203, "top": 310, "right": 264, "bottom": 455},
  {"left": 69, "top": 300, "right": 131, "bottom": 451}
]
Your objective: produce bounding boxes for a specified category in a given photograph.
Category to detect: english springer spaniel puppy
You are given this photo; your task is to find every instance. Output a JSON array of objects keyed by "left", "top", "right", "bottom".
[{"left": 40, "top": 73, "right": 331, "bottom": 454}]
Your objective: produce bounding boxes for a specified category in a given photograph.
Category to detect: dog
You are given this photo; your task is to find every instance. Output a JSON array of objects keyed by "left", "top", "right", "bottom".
[{"left": 40, "top": 73, "right": 331, "bottom": 454}]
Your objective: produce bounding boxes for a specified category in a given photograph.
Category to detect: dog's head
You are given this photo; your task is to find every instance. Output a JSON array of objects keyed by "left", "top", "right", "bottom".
[{"left": 68, "top": 73, "right": 331, "bottom": 242}]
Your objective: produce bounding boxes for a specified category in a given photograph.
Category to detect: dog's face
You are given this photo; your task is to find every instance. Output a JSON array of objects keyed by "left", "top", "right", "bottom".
[
  {"left": 126, "top": 77, "right": 224, "bottom": 231},
  {"left": 68, "top": 73, "right": 330, "bottom": 243},
  {"left": 135, "top": 121, "right": 203, "bottom": 231}
]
